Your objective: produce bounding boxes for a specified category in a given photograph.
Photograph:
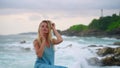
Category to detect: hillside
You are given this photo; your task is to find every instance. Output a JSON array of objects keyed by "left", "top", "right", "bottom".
[{"left": 61, "top": 14, "right": 120, "bottom": 38}]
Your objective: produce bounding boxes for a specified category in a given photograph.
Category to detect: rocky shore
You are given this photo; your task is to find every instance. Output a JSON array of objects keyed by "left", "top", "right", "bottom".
[
  {"left": 87, "top": 42, "right": 120, "bottom": 66},
  {"left": 60, "top": 27, "right": 120, "bottom": 39}
]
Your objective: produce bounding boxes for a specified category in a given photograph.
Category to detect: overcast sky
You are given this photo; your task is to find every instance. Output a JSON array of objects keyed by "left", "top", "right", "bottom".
[{"left": 0, "top": 0, "right": 120, "bottom": 35}]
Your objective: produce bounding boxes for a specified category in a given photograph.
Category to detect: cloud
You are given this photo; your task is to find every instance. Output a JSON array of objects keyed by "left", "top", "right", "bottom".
[
  {"left": 0, "top": 0, "right": 120, "bottom": 17},
  {"left": 0, "top": 0, "right": 120, "bottom": 35},
  {"left": 0, "top": 0, "right": 120, "bottom": 16},
  {"left": 0, "top": 0, "right": 120, "bottom": 10},
  {"left": 29, "top": 15, "right": 41, "bottom": 21}
]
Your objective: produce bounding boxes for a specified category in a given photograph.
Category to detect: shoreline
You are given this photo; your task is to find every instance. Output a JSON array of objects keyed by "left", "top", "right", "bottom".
[{"left": 59, "top": 29, "right": 120, "bottom": 39}]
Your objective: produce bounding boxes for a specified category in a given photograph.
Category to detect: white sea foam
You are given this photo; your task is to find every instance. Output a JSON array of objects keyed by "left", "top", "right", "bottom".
[
  {"left": 0, "top": 35, "right": 120, "bottom": 68},
  {"left": 101, "top": 37, "right": 117, "bottom": 40}
]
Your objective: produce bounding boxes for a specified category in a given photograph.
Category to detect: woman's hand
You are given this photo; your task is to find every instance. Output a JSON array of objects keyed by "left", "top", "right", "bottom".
[
  {"left": 40, "top": 30, "right": 46, "bottom": 41},
  {"left": 51, "top": 22, "right": 63, "bottom": 45},
  {"left": 51, "top": 23, "right": 56, "bottom": 30}
]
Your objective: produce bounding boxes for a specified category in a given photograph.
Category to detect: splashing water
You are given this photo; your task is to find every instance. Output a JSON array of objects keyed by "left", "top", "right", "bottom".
[{"left": 0, "top": 35, "right": 120, "bottom": 68}]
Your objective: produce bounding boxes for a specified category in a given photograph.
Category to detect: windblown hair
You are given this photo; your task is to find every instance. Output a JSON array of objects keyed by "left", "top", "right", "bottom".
[{"left": 37, "top": 20, "right": 52, "bottom": 46}]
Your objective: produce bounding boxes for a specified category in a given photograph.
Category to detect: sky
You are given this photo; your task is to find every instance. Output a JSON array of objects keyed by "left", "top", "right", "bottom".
[{"left": 0, "top": 0, "right": 120, "bottom": 35}]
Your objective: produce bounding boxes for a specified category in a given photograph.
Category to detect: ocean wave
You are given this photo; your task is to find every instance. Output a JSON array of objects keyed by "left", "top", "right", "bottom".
[{"left": 101, "top": 37, "right": 117, "bottom": 40}]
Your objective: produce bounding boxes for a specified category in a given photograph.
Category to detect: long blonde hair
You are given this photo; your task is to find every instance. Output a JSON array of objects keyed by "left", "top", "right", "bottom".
[{"left": 37, "top": 20, "right": 52, "bottom": 46}]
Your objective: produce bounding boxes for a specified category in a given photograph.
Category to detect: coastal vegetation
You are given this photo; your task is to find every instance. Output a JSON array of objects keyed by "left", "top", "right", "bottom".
[
  {"left": 62, "top": 14, "right": 120, "bottom": 38},
  {"left": 69, "top": 14, "right": 120, "bottom": 32}
]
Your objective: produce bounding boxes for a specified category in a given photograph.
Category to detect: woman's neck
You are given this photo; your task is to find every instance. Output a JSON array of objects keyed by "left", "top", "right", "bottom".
[
  {"left": 43, "top": 33, "right": 48, "bottom": 40},
  {"left": 43, "top": 34, "right": 50, "bottom": 46}
]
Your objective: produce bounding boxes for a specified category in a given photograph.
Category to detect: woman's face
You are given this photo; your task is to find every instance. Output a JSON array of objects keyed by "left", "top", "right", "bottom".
[{"left": 40, "top": 22, "right": 49, "bottom": 34}]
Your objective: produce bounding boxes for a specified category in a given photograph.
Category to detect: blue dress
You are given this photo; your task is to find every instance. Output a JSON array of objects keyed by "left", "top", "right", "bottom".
[{"left": 34, "top": 43, "right": 67, "bottom": 68}]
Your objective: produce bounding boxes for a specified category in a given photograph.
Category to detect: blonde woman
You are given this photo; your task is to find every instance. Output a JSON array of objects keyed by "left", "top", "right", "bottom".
[{"left": 34, "top": 20, "right": 67, "bottom": 68}]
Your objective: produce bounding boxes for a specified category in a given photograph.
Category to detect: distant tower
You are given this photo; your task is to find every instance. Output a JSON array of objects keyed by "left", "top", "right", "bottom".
[
  {"left": 101, "top": 9, "right": 103, "bottom": 17},
  {"left": 119, "top": 11, "right": 120, "bottom": 16}
]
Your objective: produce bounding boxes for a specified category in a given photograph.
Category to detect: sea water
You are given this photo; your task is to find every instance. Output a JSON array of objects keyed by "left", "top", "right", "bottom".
[{"left": 0, "top": 34, "right": 120, "bottom": 68}]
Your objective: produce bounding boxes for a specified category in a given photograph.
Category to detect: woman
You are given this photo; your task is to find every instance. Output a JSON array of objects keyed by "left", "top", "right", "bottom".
[{"left": 33, "top": 20, "right": 67, "bottom": 68}]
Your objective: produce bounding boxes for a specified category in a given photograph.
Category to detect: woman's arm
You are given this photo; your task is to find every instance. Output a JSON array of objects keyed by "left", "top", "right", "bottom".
[
  {"left": 34, "top": 39, "right": 45, "bottom": 58},
  {"left": 51, "top": 23, "right": 63, "bottom": 45}
]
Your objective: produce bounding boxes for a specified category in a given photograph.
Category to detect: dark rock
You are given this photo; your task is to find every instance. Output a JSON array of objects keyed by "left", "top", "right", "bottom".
[
  {"left": 20, "top": 47, "right": 31, "bottom": 51},
  {"left": 96, "top": 47, "right": 120, "bottom": 66},
  {"left": 61, "top": 30, "right": 80, "bottom": 36},
  {"left": 61, "top": 29, "right": 107, "bottom": 37},
  {"left": 20, "top": 40, "right": 26, "bottom": 44},
  {"left": 88, "top": 45, "right": 97, "bottom": 47},
  {"left": 80, "top": 29, "right": 106, "bottom": 36},
  {"left": 114, "top": 47, "right": 120, "bottom": 57},
  {"left": 61, "top": 27, "right": 120, "bottom": 39},
  {"left": 107, "top": 28, "right": 120, "bottom": 36},
  {"left": 88, "top": 45, "right": 103, "bottom": 47},
  {"left": 24, "top": 48, "right": 31, "bottom": 51},
  {"left": 113, "top": 42, "right": 120, "bottom": 45},
  {"left": 101, "top": 56, "right": 120, "bottom": 66},
  {"left": 97, "top": 47, "right": 114, "bottom": 56}
]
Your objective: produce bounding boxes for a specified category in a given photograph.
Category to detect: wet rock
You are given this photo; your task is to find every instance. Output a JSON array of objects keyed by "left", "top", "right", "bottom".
[
  {"left": 114, "top": 47, "right": 120, "bottom": 55},
  {"left": 24, "top": 48, "right": 31, "bottom": 51},
  {"left": 101, "top": 56, "right": 120, "bottom": 66},
  {"left": 88, "top": 45, "right": 97, "bottom": 47},
  {"left": 20, "top": 47, "right": 31, "bottom": 51},
  {"left": 113, "top": 42, "right": 120, "bottom": 45},
  {"left": 20, "top": 40, "right": 26, "bottom": 44},
  {"left": 88, "top": 45, "right": 103, "bottom": 47},
  {"left": 97, "top": 47, "right": 114, "bottom": 56},
  {"left": 96, "top": 47, "right": 120, "bottom": 66}
]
